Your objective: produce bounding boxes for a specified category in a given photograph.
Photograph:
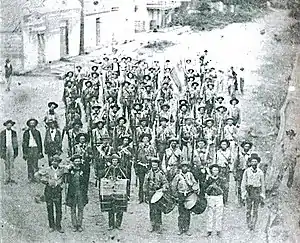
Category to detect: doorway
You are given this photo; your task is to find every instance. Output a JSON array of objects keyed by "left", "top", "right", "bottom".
[
  {"left": 60, "top": 21, "right": 69, "bottom": 58},
  {"left": 37, "top": 33, "right": 46, "bottom": 65}
]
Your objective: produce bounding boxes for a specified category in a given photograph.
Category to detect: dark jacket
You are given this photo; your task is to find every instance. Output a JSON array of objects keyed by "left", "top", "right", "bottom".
[
  {"left": 44, "top": 129, "right": 62, "bottom": 156},
  {"left": 204, "top": 175, "right": 226, "bottom": 196},
  {"left": 22, "top": 129, "right": 43, "bottom": 158},
  {"left": 66, "top": 168, "right": 88, "bottom": 207},
  {"left": 0, "top": 129, "right": 18, "bottom": 159},
  {"left": 5, "top": 63, "right": 13, "bottom": 78}
]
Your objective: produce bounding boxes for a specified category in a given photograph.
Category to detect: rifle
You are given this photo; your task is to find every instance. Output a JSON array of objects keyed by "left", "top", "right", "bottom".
[
  {"left": 190, "top": 136, "right": 195, "bottom": 166},
  {"left": 175, "top": 101, "right": 179, "bottom": 136}
]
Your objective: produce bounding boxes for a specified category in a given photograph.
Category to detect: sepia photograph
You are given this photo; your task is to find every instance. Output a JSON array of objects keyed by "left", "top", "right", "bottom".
[{"left": 0, "top": 0, "right": 300, "bottom": 242}]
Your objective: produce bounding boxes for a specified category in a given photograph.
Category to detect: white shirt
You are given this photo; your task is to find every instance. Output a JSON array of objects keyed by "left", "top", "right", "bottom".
[
  {"left": 29, "top": 130, "right": 38, "bottom": 147},
  {"left": 6, "top": 129, "right": 12, "bottom": 148},
  {"left": 50, "top": 129, "right": 56, "bottom": 141}
]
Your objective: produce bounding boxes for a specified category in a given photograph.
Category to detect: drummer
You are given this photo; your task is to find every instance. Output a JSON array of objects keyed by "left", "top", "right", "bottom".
[
  {"left": 171, "top": 160, "right": 199, "bottom": 236},
  {"left": 100, "top": 154, "right": 127, "bottom": 230},
  {"left": 143, "top": 157, "right": 169, "bottom": 234}
]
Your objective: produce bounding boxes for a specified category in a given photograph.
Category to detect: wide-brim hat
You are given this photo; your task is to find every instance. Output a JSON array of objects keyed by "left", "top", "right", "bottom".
[
  {"left": 179, "top": 161, "right": 190, "bottom": 168},
  {"left": 94, "top": 119, "right": 105, "bottom": 125},
  {"left": 145, "top": 82, "right": 152, "bottom": 88},
  {"left": 161, "top": 103, "right": 170, "bottom": 109},
  {"left": 48, "top": 102, "right": 58, "bottom": 109},
  {"left": 216, "top": 105, "right": 227, "bottom": 111},
  {"left": 216, "top": 96, "right": 225, "bottom": 101},
  {"left": 91, "top": 72, "right": 99, "bottom": 78},
  {"left": 198, "top": 104, "right": 206, "bottom": 110},
  {"left": 103, "top": 57, "right": 109, "bottom": 61},
  {"left": 207, "top": 82, "right": 214, "bottom": 87},
  {"left": 179, "top": 104, "right": 188, "bottom": 110},
  {"left": 75, "top": 133, "right": 90, "bottom": 143},
  {"left": 127, "top": 72, "right": 134, "bottom": 79},
  {"left": 127, "top": 56, "right": 132, "bottom": 61},
  {"left": 111, "top": 153, "right": 121, "bottom": 160},
  {"left": 230, "top": 97, "right": 239, "bottom": 105},
  {"left": 188, "top": 69, "right": 194, "bottom": 73},
  {"left": 3, "top": 120, "right": 15, "bottom": 126},
  {"left": 241, "top": 141, "right": 253, "bottom": 149},
  {"left": 197, "top": 138, "right": 207, "bottom": 145},
  {"left": 159, "top": 117, "right": 169, "bottom": 123},
  {"left": 133, "top": 103, "right": 143, "bottom": 111},
  {"left": 150, "top": 157, "right": 160, "bottom": 163},
  {"left": 121, "top": 134, "right": 132, "bottom": 143},
  {"left": 91, "top": 66, "right": 98, "bottom": 71},
  {"left": 46, "top": 119, "right": 58, "bottom": 126},
  {"left": 70, "top": 154, "right": 82, "bottom": 162},
  {"left": 140, "top": 133, "right": 152, "bottom": 141},
  {"left": 219, "top": 139, "right": 230, "bottom": 147},
  {"left": 76, "top": 65, "right": 82, "bottom": 69},
  {"left": 286, "top": 129, "right": 296, "bottom": 137},
  {"left": 179, "top": 99, "right": 188, "bottom": 105},
  {"left": 168, "top": 137, "right": 179, "bottom": 143},
  {"left": 164, "top": 76, "right": 171, "bottom": 80},
  {"left": 248, "top": 153, "right": 261, "bottom": 163},
  {"left": 149, "top": 67, "right": 155, "bottom": 71},
  {"left": 105, "top": 80, "right": 112, "bottom": 85},
  {"left": 72, "top": 120, "right": 83, "bottom": 127},
  {"left": 51, "top": 154, "right": 62, "bottom": 163},
  {"left": 85, "top": 80, "right": 92, "bottom": 86},
  {"left": 165, "top": 68, "right": 171, "bottom": 72},
  {"left": 122, "top": 80, "right": 131, "bottom": 86},
  {"left": 92, "top": 103, "right": 101, "bottom": 109},
  {"left": 191, "top": 81, "right": 199, "bottom": 86},
  {"left": 110, "top": 103, "right": 120, "bottom": 110},
  {"left": 26, "top": 118, "right": 38, "bottom": 127},
  {"left": 117, "top": 116, "right": 127, "bottom": 124},
  {"left": 204, "top": 118, "right": 214, "bottom": 125},
  {"left": 144, "top": 75, "right": 151, "bottom": 80},
  {"left": 209, "top": 163, "right": 221, "bottom": 171},
  {"left": 113, "top": 57, "right": 118, "bottom": 61},
  {"left": 66, "top": 71, "right": 74, "bottom": 76},
  {"left": 226, "top": 117, "right": 234, "bottom": 122}
]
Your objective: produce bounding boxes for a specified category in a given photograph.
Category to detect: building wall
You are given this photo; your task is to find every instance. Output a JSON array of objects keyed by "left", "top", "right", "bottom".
[
  {"left": 22, "top": 9, "right": 81, "bottom": 72},
  {"left": 84, "top": 8, "right": 135, "bottom": 52},
  {"left": 0, "top": 32, "right": 24, "bottom": 72}
]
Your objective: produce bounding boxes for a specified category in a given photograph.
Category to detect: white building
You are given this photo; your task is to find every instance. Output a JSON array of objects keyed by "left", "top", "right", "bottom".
[
  {"left": 83, "top": 0, "right": 136, "bottom": 52},
  {"left": 0, "top": 0, "right": 81, "bottom": 72}
]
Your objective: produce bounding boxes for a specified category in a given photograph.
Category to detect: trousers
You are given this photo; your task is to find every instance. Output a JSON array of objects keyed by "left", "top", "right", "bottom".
[
  {"left": 26, "top": 147, "right": 39, "bottom": 181},
  {"left": 108, "top": 211, "right": 123, "bottom": 228},
  {"left": 5, "top": 147, "right": 14, "bottom": 181},
  {"left": 71, "top": 204, "right": 84, "bottom": 227},
  {"left": 206, "top": 195, "right": 224, "bottom": 232},
  {"left": 6, "top": 76, "right": 12, "bottom": 90},
  {"left": 246, "top": 186, "right": 261, "bottom": 229},
  {"left": 178, "top": 194, "right": 190, "bottom": 232},
  {"left": 149, "top": 202, "right": 162, "bottom": 226},
  {"left": 46, "top": 196, "right": 62, "bottom": 229}
]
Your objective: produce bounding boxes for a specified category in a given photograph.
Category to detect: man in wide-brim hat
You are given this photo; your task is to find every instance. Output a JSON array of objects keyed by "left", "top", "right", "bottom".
[
  {"left": 26, "top": 118, "right": 39, "bottom": 127},
  {"left": 140, "top": 133, "right": 152, "bottom": 142},
  {"left": 229, "top": 97, "right": 239, "bottom": 105},
  {"left": 241, "top": 152, "right": 265, "bottom": 231},
  {"left": 204, "top": 118, "right": 214, "bottom": 126},
  {"left": 48, "top": 102, "right": 59, "bottom": 109},
  {"left": 133, "top": 102, "right": 143, "bottom": 112},
  {"left": 23, "top": 118, "right": 43, "bottom": 182},
  {"left": 75, "top": 133, "right": 90, "bottom": 143},
  {"left": 179, "top": 99, "right": 188, "bottom": 106},
  {"left": 1, "top": 119, "right": 18, "bottom": 184},
  {"left": 171, "top": 160, "right": 199, "bottom": 236}
]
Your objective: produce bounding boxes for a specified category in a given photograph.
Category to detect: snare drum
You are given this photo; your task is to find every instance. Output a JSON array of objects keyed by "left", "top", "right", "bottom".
[{"left": 150, "top": 189, "right": 176, "bottom": 214}]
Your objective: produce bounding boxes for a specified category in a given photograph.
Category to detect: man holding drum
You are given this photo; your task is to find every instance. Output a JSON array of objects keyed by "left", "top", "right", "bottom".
[
  {"left": 143, "top": 157, "right": 169, "bottom": 234},
  {"left": 171, "top": 161, "right": 199, "bottom": 236}
]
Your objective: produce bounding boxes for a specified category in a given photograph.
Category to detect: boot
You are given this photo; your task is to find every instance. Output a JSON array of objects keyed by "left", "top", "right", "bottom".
[{"left": 156, "top": 225, "right": 162, "bottom": 234}]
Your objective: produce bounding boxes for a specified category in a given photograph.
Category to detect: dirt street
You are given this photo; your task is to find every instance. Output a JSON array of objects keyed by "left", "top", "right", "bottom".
[{"left": 0, "top": 9, "right": 299, "bottom": 243}]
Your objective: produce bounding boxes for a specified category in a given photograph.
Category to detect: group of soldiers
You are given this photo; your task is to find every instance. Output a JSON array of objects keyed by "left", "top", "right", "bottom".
[{"left": 3, "top": 49, "right": 297, "bottom": 237}]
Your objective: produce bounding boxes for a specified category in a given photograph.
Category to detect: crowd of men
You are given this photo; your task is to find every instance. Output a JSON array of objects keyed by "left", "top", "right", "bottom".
[{"left": 1, "top": 50, "right": 297, "bottom": 237}]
